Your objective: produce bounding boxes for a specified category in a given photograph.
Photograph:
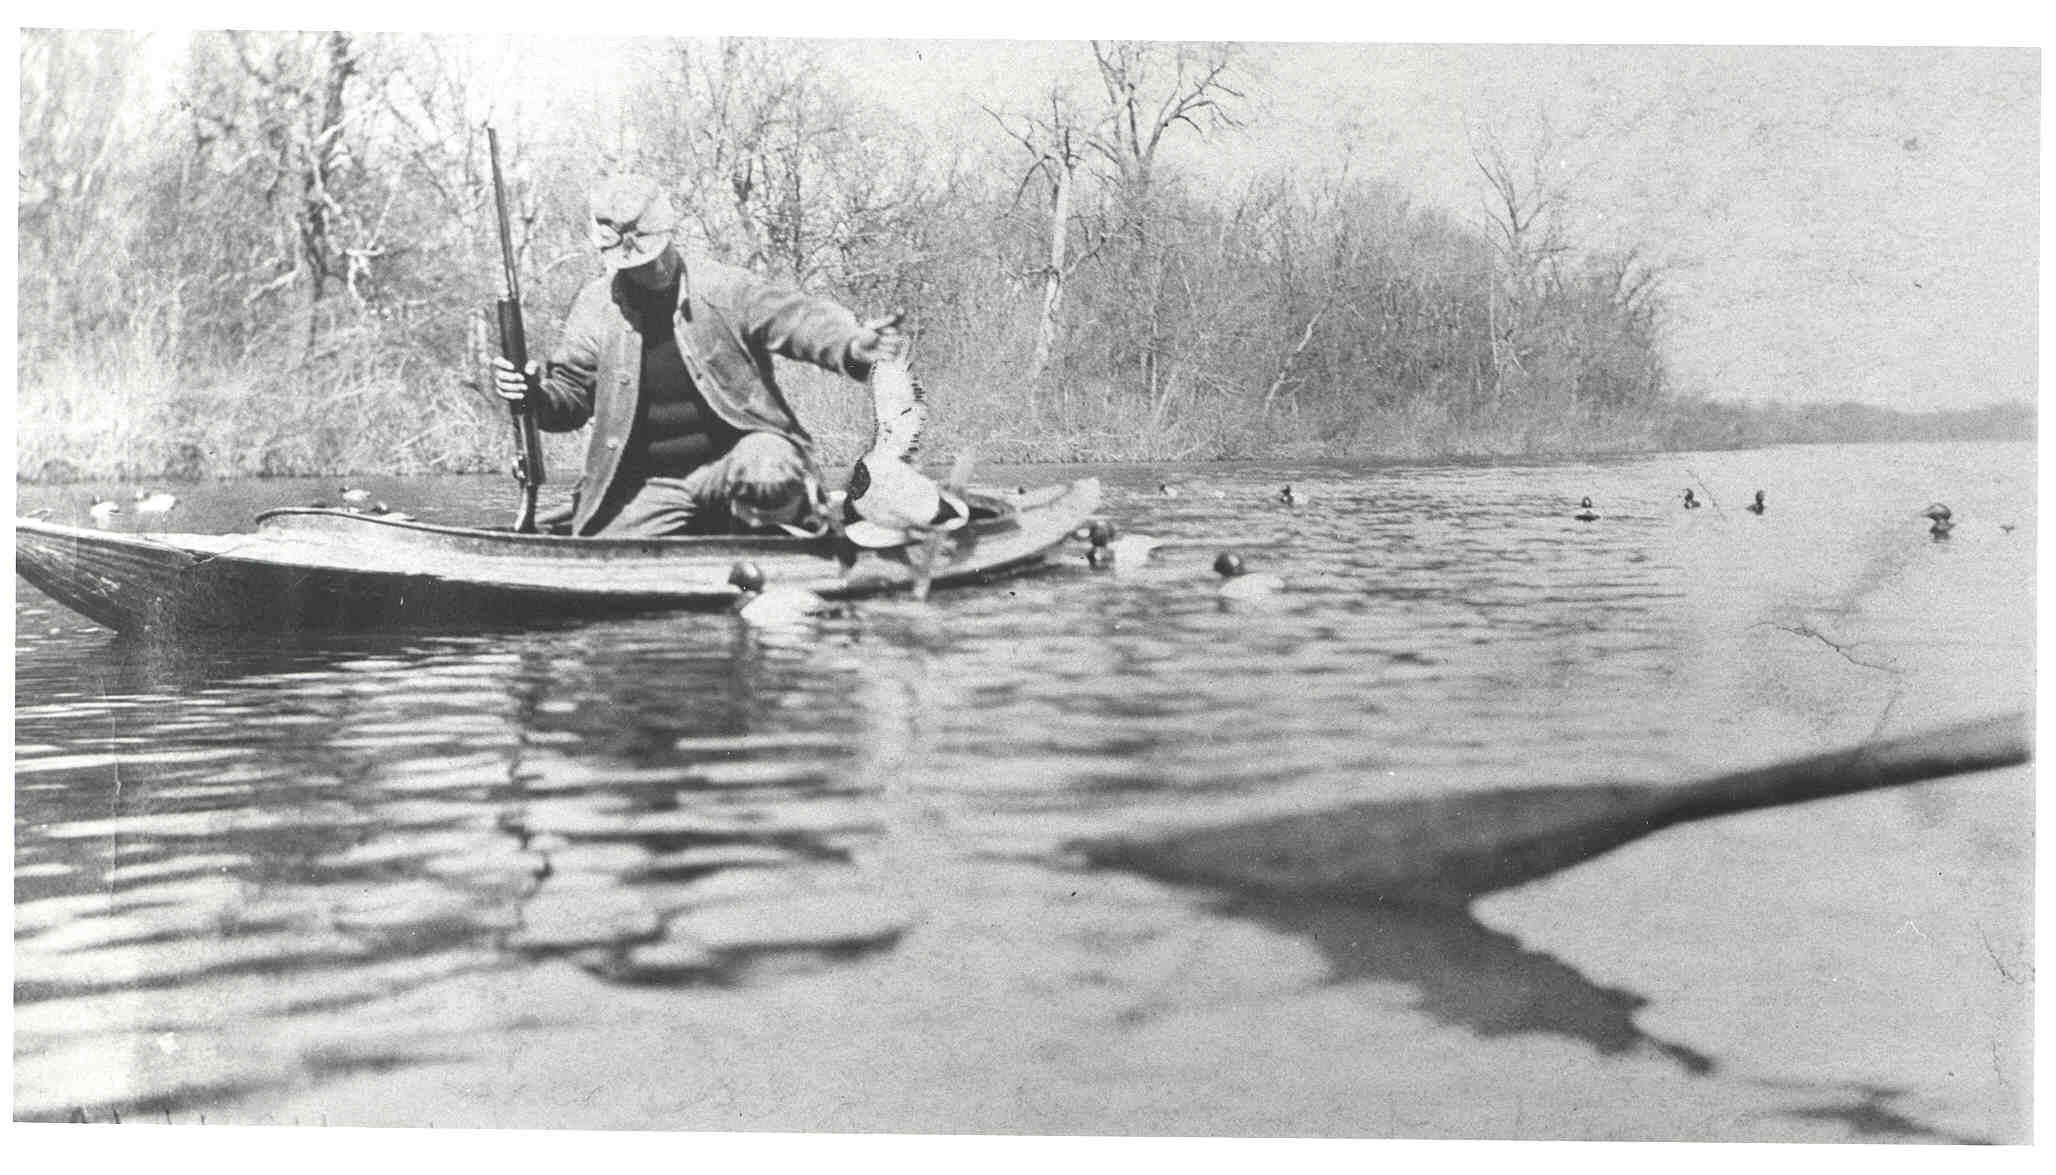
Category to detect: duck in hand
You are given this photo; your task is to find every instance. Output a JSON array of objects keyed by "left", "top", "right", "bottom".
[{"left": 841, "top": 346, "right": 968, "bottom": 551}]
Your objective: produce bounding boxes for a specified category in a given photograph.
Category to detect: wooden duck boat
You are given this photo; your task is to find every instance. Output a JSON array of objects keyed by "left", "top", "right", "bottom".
[{"left": 14, "top": 479, "right": 1099, "bottom": 635}]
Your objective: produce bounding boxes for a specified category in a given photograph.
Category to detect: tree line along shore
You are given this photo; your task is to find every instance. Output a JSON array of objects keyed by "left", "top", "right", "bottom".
[{"left": 16, "top": 33, "right": 2033, "bottom": 487}]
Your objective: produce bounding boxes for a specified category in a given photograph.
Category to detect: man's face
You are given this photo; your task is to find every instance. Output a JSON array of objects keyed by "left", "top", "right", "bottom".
[{"left": 618, "top": 243, "right": 682, "bottom": 293}]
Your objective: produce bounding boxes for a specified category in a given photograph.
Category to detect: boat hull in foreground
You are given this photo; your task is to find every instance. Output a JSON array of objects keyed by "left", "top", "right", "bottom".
[{"left": 15, "top": 479, "right": 1099, "bottom": 635}]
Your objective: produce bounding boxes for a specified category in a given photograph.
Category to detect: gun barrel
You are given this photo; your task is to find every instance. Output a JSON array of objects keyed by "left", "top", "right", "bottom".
[
  {"left": 487, "top": 127, "right": 522, "bottom": 306},
  {"left": 485, "top": 125, "right": 545, "bottom": 526}
]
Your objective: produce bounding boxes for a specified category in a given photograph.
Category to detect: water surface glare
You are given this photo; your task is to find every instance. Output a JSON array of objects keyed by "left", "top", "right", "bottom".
[{"left": 12, "top": 442, "right": 2033, "bottom": 1139}]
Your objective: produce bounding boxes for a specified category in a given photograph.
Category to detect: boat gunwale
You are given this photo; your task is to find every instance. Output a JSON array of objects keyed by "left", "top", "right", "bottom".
[{"left": 14, "top": 478, "right": 1101, "bottom": 632}]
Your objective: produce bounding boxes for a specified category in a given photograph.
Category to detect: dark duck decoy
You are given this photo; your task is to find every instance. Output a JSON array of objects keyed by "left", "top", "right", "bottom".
[
  {"left": 1682, "top": 488, "right": 1702, "bottom": 509},
  {"left": 1573, "top": 497, "right": 1600, "bottom": 522},
  {"left": 1745, "top": 490, "right": 1766, "bottom": 515},
  {"left": 1922, "top": 503, "right": 1954, "bottom": 540}
]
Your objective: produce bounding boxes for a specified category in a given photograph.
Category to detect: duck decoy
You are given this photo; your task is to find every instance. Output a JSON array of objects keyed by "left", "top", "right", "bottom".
[
  {"left": 87, "top": 497, "right": 122, "bottom": 527},
  {"left": 1574, "top": 497, "right": 1600, "bottom": 522},
  {"left": 741, "top": 586, "right": 829, "bottom": 625},
  {"left": 1158, "top": 482, "right": 1181, "bottom": 499},
  {"left": 132, "top": 489, "right": 178, "bottom": 515},
  {"left": 1922, "top": 503, "right": 1953, "bottom": 540},
  {"left": 1084, "top": 518, "right": 1117, "bottom": 570},
  {"left": 339, "top": 484, "right": 373, "bottom": 506},
  {"left": 1108, "top": 535, "right": 1165, "bottom": 567},
  {"left": 727, "top": 560, "right": 827, "bottom": 624},
  {"left": 1279, "top": 485, "right": 1300, "bottom": 507},
  {"left": 1682, "top": 488, "right": 1701, "bottom": 510},
  {"left": 1214, "top": 550, "right": 1285, "bottom": 599},
  {"left": 728, "top": 561, "right": 767, "bottom": 594},
  {"left": 1745, "top": 490, "right": 1766, "bottom": 515}
]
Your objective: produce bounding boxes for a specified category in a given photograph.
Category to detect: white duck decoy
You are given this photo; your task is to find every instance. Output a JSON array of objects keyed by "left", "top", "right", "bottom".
[
  {"left": 132, "top": 488, "right": 178, "bottom": 515},
  {"left": 1214, "top": 551, "right": 1285, "bottom": 600},
  {"left": 728, "top": 561, "right": 828, "bottom": 626},
  {"left": 1081, "top": 519, "right": 1164, "bottom": 572},
  {"left": 1108, "top": 535, "right": 1165, "bottom": 570},
  {"left": 339, "top": 484, "right": 373, "bottom": 506},
  {"left": 88, "top": 497, "right": 122, "bottom": 527},
  {"left": 842, "top": 355, "right": 966, "bottom": 550}
]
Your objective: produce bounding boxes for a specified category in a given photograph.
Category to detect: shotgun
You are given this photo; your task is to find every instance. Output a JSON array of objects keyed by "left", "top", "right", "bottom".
[{"left": 487, "top": 125, "right": 544, "bottom": 533}]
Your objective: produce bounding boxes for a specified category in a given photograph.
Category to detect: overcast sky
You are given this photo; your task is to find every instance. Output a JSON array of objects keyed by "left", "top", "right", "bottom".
[{"left": 822, "top": 40, "right": 2038, "bottom": 412}]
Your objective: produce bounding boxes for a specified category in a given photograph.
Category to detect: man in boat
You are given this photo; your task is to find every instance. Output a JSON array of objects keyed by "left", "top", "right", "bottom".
[{"left": 492, "top": 174, "right": 906, "bottom": 537}]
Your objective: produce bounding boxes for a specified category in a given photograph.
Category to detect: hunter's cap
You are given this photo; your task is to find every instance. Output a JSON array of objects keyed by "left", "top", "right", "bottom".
[{"left": 588, "top": 175, "right": 678, "bottom": 270}]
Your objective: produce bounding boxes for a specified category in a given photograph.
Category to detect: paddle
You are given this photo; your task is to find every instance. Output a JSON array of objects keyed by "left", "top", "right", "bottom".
[
  {"left": 909, "top": 451, "right": 976, "bottom": 603},
  {"left": 1074, "top": 712, "right": 2029, "bottom": 908}
]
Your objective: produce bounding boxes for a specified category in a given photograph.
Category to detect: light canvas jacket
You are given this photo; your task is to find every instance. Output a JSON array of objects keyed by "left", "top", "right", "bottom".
[{"left": 530, "top": 256, "right": 872, "bottom": 535}]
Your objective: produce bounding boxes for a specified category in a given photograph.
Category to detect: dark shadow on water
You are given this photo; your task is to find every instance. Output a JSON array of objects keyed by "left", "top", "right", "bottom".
[
  {"left": 1220, "top": 895, "right": 1718, "bottom": 1077},
  {"left": 1758, "top": 1080, "right": 1995, "bottom": 1144}
]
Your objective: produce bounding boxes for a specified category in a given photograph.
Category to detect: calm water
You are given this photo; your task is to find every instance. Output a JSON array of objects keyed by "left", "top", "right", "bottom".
[{"left": 12, "top": 442, "right": 2034, "bottom": 1139}]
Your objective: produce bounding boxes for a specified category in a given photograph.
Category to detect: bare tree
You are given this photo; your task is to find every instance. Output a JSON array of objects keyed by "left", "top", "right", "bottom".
[
  {"left": 986, "top": 87, "right": 1112, "bottom": 382},
  {"left": 1080, "top": 41, "right": 1246, "bottom": 399}
]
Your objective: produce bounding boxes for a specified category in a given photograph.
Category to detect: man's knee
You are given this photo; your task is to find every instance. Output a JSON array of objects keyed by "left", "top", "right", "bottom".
[
  {"left": 721, "top": 432, "right": 813, "bottom": 529},
  {"left": 723, "top": 432, "right": 801, "bottom": 477},
  {"left": 725, "top": 432, "right": 807, "bottom": 483}
]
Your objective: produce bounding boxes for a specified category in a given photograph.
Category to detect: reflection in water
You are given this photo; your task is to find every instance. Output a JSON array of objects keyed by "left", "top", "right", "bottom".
[
  {"left": 13, "top": 445, "right": 2035, "bottom": 1137},
  {"left": 15, "top": 617, "right": 922, "bottom": 1119}
]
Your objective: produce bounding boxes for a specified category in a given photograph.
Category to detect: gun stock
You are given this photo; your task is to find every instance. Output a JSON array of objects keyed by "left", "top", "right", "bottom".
[{"left": 487, "top": 125, "right": 544, "bottom": 533}]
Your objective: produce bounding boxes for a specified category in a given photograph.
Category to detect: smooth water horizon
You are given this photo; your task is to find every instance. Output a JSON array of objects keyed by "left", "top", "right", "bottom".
[{"left": 11, "top": 440, "right": 2034, "bottom": 1139}]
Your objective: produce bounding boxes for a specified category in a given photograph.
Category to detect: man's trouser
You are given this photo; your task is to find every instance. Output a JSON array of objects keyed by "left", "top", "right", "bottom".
[{"left": 598, "top": 432, "right": 814, "bottom": 537}]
